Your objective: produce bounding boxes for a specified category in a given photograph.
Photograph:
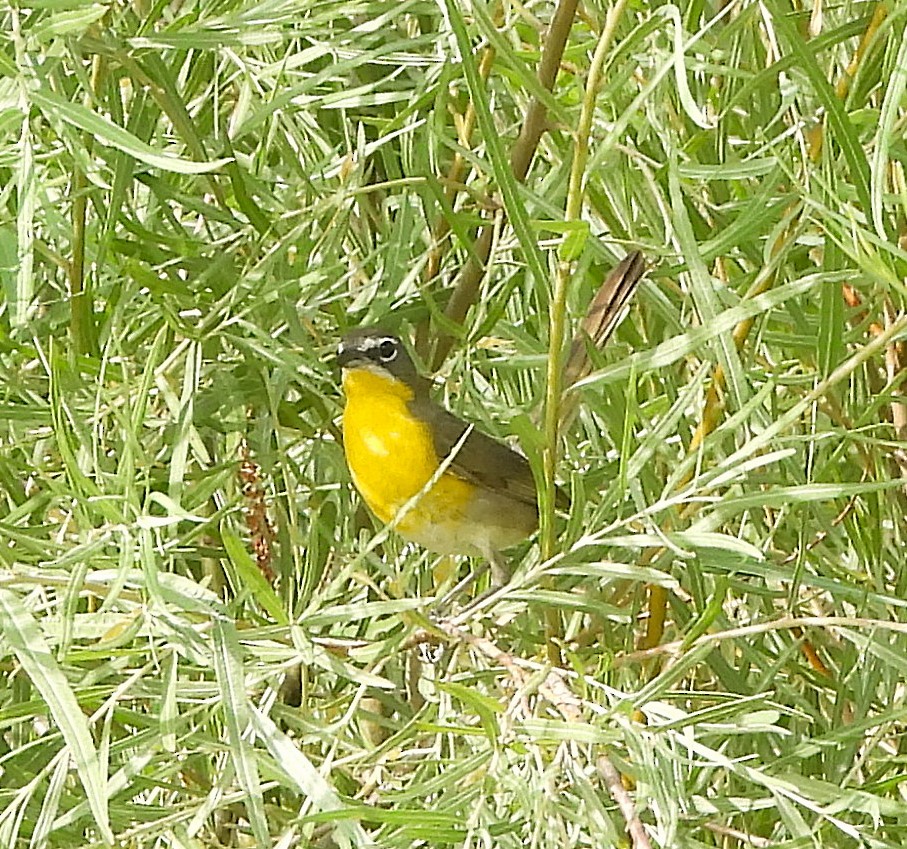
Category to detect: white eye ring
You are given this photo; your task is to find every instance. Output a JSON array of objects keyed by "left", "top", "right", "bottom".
[{"left": 377, "top": 338, "right": 398, "bottom": 362}]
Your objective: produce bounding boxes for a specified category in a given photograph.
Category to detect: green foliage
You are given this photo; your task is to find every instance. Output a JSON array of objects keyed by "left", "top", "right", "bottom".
[{"left": 1, "top": 0, "right": 906, "bottom": 846}]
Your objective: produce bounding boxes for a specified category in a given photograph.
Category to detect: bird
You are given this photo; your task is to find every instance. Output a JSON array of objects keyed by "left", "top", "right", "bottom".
[{"left": 336, "top": 251, "right": 645, "bottom": 586}]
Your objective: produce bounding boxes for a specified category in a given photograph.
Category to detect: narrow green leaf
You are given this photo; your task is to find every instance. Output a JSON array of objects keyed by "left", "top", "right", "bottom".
[
  {"left": 0, "top": 588, "right": 113, "bottom": 845},
  {"left": 668, "top": 153, "right": 750, "bottom": 411},
  {"left": 870, "top": 23, "right": 907, "bottom": 240},
  {"left": 442, "top": 0, "right": 549, "bottom": 291},
  {"left": 250, "top": 707, "right": 371, "bottom": 849},
  {"left": 222, "top": 527, "right": 288, "bottom": 625},
  {"left": 212, "top": 618, "right": 270, "bottom": 848},
  {"left": 30, "top": 88, "right": 232, "bottom": 174},
  {"left": 576, "top": 273, "right": 828, "bottom": 388},
  {"left": 771, "top": 6, "right": 871, "bottom": 214}
]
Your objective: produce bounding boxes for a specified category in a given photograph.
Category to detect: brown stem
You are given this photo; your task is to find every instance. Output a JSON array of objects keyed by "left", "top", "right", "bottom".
[
  {"left": 597, "top": 756, "right": 653, "bottom": 849},
  {"left": 431, "top": 0, "right": 581, "bottom": 368},
  {"left": 510, "top": 0, "right": 579, "bottom": 181}
]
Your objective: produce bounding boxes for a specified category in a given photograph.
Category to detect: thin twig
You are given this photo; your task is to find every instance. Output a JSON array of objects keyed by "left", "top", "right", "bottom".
[
  {"left": 432, "top": 619, "right": 651, "bottom": 847},
  {"left": 432, "top": 0, "right": 581, "bottom": 368},
  {"left": 596, "top": 755, "right": 653, "bottom": 849}
]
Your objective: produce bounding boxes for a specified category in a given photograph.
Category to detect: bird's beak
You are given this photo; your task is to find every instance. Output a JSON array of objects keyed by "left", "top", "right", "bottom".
[{"left": 336, "top": 342, "right": 366, "bottom": 370}]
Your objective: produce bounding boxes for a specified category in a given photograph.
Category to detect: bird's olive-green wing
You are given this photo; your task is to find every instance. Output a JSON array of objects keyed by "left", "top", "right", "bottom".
[{"left": 410, "top": 397, "right": 562, "bottom": 510}]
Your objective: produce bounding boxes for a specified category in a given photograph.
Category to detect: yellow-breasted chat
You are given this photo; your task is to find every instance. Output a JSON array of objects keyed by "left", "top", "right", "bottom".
[
  {"left": 337, "top": 328, "right": 543, "bottom": 580},
  {"left": 337, "top": 251, "right": 646, "bottom": 583}
]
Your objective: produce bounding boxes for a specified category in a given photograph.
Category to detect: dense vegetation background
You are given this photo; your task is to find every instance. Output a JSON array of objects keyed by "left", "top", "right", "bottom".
[{"left": 1, "top": 0, "right": 906, "bottom": 846}]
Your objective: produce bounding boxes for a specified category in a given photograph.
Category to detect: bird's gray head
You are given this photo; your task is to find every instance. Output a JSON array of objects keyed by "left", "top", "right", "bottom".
[{"left": 337, "top": 329, "right": 421, "bottom": 387}]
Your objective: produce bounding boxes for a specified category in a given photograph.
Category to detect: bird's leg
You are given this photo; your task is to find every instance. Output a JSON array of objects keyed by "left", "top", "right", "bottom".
[
  {"left": 488, "top": 549, "right": 511, "bottom": 587},
  {"left": 434, "top": 560, "right": 490, "bottom": 609},
  {"left": 433, "top": 549, "right": 513, "bottom": 622}
]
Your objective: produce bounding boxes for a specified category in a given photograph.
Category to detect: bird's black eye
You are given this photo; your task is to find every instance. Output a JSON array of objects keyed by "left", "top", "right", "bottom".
[{"left": 377, "top": 339, "right": 397, "bottom": 362}]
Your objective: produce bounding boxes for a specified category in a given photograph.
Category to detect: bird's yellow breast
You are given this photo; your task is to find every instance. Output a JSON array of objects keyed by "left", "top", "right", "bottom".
[
  {"left": 341, "top": 367, "right": 474, "bottom": 539},
  {"left": 341, "top": 364, "right": 539, "bottom": 559}
]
